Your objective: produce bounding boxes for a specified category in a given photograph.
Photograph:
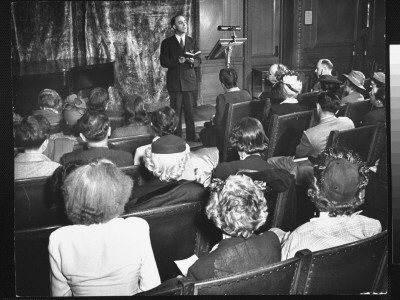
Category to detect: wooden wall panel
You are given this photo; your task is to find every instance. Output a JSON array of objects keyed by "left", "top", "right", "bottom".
[{"left": 250, "top": 0, "right": 276, "bottom": 56}]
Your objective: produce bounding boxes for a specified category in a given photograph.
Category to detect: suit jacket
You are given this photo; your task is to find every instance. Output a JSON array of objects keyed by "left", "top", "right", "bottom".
[
  {"left": 160, "top": 35, "right": 200, "bottom": 92},
  {"left": 187, "top": 231, "right": 281, "bottom": 281},
  {"left": 60, "top": 147, "right": 134, "bottom": 167},
  {"left": 340, "top": 91, "right": 364, "bottom": 105},
  {"left": 295, "top": 115, "right": 355, "bottom": 158},
  {"left": 213, "top": 90, "right": 252, "bottom": 131}
]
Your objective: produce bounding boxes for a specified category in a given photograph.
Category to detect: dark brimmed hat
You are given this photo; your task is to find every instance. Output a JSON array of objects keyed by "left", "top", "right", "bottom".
[
  {"left": 342, "top": 70, "right": 366, "bottom": 90},
  {"left": 372, "top": 72, "right": 385, "bottom": 84},
  {"left": 319, "top": 75, "right": 342, "bottom": 85},
  {"left": 151, "top": 135, "right": 190, "bottom": 154}
]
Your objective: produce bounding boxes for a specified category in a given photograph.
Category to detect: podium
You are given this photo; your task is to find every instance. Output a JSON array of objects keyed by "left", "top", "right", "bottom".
[{"left": 207, "top": 37, "right": 247, "bottom": 68}]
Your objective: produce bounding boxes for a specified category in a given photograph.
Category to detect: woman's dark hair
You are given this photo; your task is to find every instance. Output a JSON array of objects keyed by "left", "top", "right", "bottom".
[
  {"left": 123, "top": 94, "right": 150, "bottom": 125},
  {"left": 320, "top": 81, "right": 341, "bottom": 94},
  {"left": 150, "top": 106, "right": 178, "bottom": 136},
  {"left": 219, "top": 68, "right": 238, "bottom": 89},
  {"left": 14, "top": 115, "right": 50, "bottom": 149},
  {"left": 88, "top": 87, "right": 109, "bottom": 112},
  {"left": 230, "top": 117, "right": 269, "bottom": 154},
  {"left": 270, "top": 81, "right": 286, "bottom": 104},
  {"left": 316, "top": 92, "right": 340, "bottom": 114},
  {"left": 77, "top": 111, "right": 110, "bottom": 142}
]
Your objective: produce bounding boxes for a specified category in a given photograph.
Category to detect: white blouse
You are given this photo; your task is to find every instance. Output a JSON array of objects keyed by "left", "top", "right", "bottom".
[{"left": 48, "top": 217, "right": 160, "bottom": 296}]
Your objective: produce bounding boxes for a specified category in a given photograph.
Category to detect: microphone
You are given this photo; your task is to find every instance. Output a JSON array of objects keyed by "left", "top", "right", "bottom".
[{"left": 217, "top": 26, "right": 241, "bottom": 31}]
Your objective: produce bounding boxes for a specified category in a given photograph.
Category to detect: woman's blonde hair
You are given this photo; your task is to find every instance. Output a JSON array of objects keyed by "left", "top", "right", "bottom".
[
  {"left": 206, "top": 175, "right": 268, "bottom": 238},
  {"left": 63, "top": 159, "right": 133, "bottom": 225},
  {"left": 144, "top": 147, "right": 188, "bottom": 182}
]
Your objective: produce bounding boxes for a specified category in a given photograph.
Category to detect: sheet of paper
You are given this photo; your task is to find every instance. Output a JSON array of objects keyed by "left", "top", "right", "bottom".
[{"left": 174, "top": 254, "right": 199, "bottom": 277}]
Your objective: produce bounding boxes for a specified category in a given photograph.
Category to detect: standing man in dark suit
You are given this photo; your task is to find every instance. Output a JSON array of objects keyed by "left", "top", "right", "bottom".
[{"left": 160, "top": 14, "right": 201, "bottom": 142}]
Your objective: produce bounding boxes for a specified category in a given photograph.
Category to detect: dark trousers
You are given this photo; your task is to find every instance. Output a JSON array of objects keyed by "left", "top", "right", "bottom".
[{"left": 169, "top": 91, "right": 196, "bottom": 141}]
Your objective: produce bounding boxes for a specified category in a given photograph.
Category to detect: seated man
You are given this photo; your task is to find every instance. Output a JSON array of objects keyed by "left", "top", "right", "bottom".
[
  {"left": 60, "top": 111, "right": 134, "bottom": 167},
  {"left": 270, "top": 148, "right": 382, "bottom": 260},
  {"left": 32, "top": 89, "right": 63, "bottom": 126},
  {"left": 312, "top": 58, "right": 334, "bottom": 92},
  {"left": 88, "top": 87, "right": 122, "bottom": 120},
  {"left": 267, "top": 92, "right": 354, "bottom": 185},
  {"left": 340, "top": 70, "right": 366, "bottom": 105},
  {"left": 14, "top": 115, "right": 61, "bottom": 179}
]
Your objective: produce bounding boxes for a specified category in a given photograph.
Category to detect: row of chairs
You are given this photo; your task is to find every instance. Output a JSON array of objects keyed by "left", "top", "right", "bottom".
[
  {"left": 220, "top": 100, "right": 385, "bottom": 164},
  {"left": 15, "top": 177, "right": 299, "bottom": 296},
  {"left": 143, "top": 231, "right": 389, "bottom": 295}
]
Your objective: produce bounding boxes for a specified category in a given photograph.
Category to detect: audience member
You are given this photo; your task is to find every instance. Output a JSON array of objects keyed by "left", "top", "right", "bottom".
[
  {"left": 134, "top": 106, "right": 178, "bottom": 165},
  {"left": 214, "top": 117, "right": 275, "bottom": 180},
  {"left": 32, "top": 89, "right": 63, "bottom": 125},
  {"left": 14, "top": 115, "right": 61, "bottom": 179},
  {"left": 60, "top": 111, "right": 134, "bottom": 166},
  {"left": 318, "top": 75, "right": 343, "bottom": 99},
  {"left": 48, "top": 159, "right": 160, "bottom": 296},
  {"left": 266, "top": 92, "right": 355, "bottom": 185},
  {"left": 340, "top": 70, "right": 366, "bottom": 105},
  {"left": 87, "top": 87, "right": 110, "bottom": 113},
  {"left": 258, "top": 63, "right": 290, "bottom": 101},
  {"left": 270, "top": 148, "right": 382, "bottom": 260},
  {"left": 199, "top": 68, "right": 252, "bottom": 147},
  {"left": 110, "top": 94, "right": 154, "bottom": 138},
  {"left": 363, "top": 72, "right": 386, "bottom": 126},
  {"left": 62, "top": 93, "right": 87, "bottom": 134},
  {"left": 185, "top": 174, "right": 281, "bottom": 280},
  {"left": 312, "top": 59, "right": 334, "bottom": 92},
  {"left": 125, "top": 135, "right": 210, "bottom": 210}
]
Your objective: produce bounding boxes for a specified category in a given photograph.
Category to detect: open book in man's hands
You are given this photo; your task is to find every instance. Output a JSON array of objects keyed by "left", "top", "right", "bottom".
[{"left": 184, "top": 51, "right": 201, "bottom": 58}]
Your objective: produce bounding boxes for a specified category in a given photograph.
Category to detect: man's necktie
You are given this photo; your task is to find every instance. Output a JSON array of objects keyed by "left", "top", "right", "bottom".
[{"left": 180, "top": 38, "right": 184, "bottom": 50}]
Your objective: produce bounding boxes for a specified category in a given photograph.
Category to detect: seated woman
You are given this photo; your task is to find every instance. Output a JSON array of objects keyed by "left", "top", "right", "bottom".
[
  {"left": 133, "top": 106, "right": 178, "bottom": 165},
  {"left": 32, "top": 89, "right": 63, "bottom": 126},
  {"left": 363, "top": 72, "right": 386, "bottom": 126},
  {"left": 186, "top": 174, "right": 281, "bottom": 280},
  {"left": 48, "top": 159, "right": 160, "bottom": 296},
  {"left": 199, "top": 68, "right": 252, "bottom": 147},
  {"left": 214, "top": 117, "right": 281, "bottom": 181},
  {"left": 110, "top": 94, "right": 154, "bottom": 138},
  {"left": 125, "top": 135, "right": 209, "bottom": 211},
  {"left": 14, "top": 115, "right": 61, "bottom": 179}
]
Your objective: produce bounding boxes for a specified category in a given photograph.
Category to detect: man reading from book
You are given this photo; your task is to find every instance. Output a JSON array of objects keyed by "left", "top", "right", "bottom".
[{"left": 160, "top": 14, "right": 201, "bottom": 142}]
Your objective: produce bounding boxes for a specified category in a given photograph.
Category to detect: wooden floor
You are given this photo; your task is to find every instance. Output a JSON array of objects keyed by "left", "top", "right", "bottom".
[{"left": 181, "top": 104, "right": 215, "bottom": 140}]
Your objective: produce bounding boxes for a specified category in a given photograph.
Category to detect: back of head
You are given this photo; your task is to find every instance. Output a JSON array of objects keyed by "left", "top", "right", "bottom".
[
  {"left": 206, "top": 174, "right": 268, "bottom": 238},
  {"left": 14, "top": 115, "right": 50, "bottom": 149},
  {"left": 320, "top": 59, "right": 333, "bottom": 72},
  {"left": 37, "top": 89, "right": 62, "bottom": 110},
  {"left": 281, "top": 71, "right": 303, "bottom": 98},
  {"left": 308, "top": 148, "right": 369, "bottom": 216},
  {"left": 270, "top": 81, "right": 287, "bottom": 104},
  {"left": 77, "top": 111, "right": 110, "bottom": 142},
  {"left": 230, "top": 117, "right": 269, "bottom": 154},
  {"left": 62, "top": 94, "right": 87, "bottom": 127},
  {"left": 316, "top": 92, "right": 340, "bottom": 113},
  {"left": 150, "top": 106, "right": 178, "bottom": 136},
  {"left": 219, "top": 68, "right": 238, "bottom": 89},
  {"left": 63, "top": 158, "right": 133, "bottom": 225},
  {"left": 123, "top": 94, "right": 149, "bottom": 125},
  {"left": 144, "top": 135, "right": 190, "bottom": 182},
  {"left": 88, "top": 87, "right": 109, "bottom": 112}
]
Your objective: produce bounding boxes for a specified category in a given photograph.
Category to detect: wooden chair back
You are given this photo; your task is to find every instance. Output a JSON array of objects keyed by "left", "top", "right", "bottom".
[
  {"left": 190, "top": 253, "right": 306, "bottom": 295},
  {"left": 220, "top": 101, "right": 254, "bottom": 162},
  {"left": 295, "top": 231, "right": 388, "bottom": 294},
  {"left": 122, "top": 202, "right": 220, "bottom": 282},
  {"left": 326, "top": 123, "right": 386, "bottom": 166},
  {"left": 298, "top": 91, "right": 319, "bottom": 110},
  {"left": 107, "top": 134, "right": 154, "bottom": 155},
  {"left": 266, "top": 110, "right": 314, "bottom": 158},
  {"left": 344, "top": 100, "right": 373, "bottom": 127}
]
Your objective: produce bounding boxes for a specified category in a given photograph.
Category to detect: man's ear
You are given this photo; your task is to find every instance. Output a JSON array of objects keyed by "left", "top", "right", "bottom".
[
  {"left": 108, "top": 126, "right": 111, "bottom": 137},
  {"left": 80, "top": 133, "right": 87, "bottom": 142},
  {"left": 172, "top": 24, "right": 176, "bottom": 30}
]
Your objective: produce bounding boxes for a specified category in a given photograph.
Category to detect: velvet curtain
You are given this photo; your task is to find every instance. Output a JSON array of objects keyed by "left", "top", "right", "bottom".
[{"left": 11, "top": 0, "right": 195, "bottom": 108}]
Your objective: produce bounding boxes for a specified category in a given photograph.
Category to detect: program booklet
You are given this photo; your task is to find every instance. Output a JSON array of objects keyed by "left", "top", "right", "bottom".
[{"left": 184, "top": 51, "right": 201, "bottom": 58}]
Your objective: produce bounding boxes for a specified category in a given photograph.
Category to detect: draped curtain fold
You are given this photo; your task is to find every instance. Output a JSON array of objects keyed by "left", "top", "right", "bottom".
[{"left": 11, "top": 0, "right": 195, "bottom": 107}]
